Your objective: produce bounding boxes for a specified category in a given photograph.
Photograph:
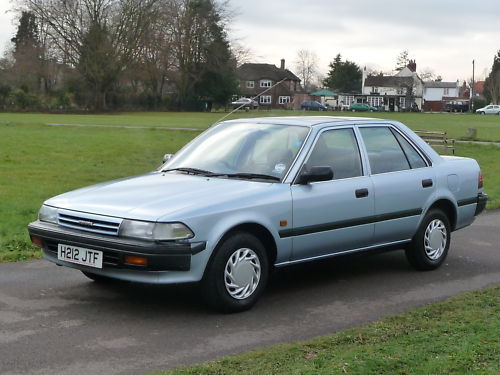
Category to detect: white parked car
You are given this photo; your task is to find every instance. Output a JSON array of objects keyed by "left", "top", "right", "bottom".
[
  {"left": 476, "top": 105, "right": 500, "bottom": 115},
  {"left": 231, "top": 98, "right": 258, "bottom": 110}
]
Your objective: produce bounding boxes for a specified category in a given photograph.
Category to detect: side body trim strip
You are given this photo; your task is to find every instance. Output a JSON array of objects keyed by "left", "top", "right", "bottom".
[{"left": 279, "top": 208, "right": 422, "bottom": 238}]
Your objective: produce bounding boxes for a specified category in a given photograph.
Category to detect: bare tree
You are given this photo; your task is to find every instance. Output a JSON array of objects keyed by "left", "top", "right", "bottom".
[
  {"left": 294, "top": 49, "right": 318, "bottom": 92},
  {"left": 230, "top": 40, "right": 253, "bottom": 66},
  {"left": 419, "top": 67, "right": 438, "bottom": 81},
  {"left": 20, "top": 0, "right": 159, "bottom": 109},
  {"left": 395, "top": 50, "right": 409, "bottom": 71}
]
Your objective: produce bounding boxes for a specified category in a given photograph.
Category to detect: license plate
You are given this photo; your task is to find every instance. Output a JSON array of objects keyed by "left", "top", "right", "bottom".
[{"left": 57, "top": 244, "right": 103, "bottom": 269}]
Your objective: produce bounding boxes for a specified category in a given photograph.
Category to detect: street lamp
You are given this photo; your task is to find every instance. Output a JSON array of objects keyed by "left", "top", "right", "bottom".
[{"left": 471, "top": 59, "right": 475, "bottom": 112}]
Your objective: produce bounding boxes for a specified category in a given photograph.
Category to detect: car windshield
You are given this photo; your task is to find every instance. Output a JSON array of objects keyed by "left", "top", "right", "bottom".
[{"left": 162, "top": 122, "right": 310, "bottom": 182}]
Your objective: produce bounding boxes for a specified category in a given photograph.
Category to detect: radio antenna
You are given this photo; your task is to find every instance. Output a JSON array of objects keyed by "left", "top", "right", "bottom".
[{"left": 211, "top": 77, "right": 288, "bottom": 127}]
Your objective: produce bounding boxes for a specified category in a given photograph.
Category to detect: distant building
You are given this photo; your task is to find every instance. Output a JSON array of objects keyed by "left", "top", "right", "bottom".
[
  {"left": 473, "top": 81, "right": 485, "bottom": 98},
  {"left": 360, "top": 60, "right": 424, "bottom": 111},
  {"left": 423, "top": 81, "right": 460, "bottom": 111},
  {"left": 236, "top": 60, "right": 307, "bottom": 109}
]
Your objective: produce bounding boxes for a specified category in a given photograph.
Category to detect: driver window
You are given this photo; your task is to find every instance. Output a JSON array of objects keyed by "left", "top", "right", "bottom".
[{"left": 307, "top": 128, "right": 363, "bottom": 180}]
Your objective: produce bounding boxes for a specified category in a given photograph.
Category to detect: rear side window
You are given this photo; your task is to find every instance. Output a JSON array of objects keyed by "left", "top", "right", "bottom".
[
  {"left": 360, "top": 127, "right": 410, "bottom": 174},
  {"left": 392, "top": 131, "right": 427, "bottom": 169}
]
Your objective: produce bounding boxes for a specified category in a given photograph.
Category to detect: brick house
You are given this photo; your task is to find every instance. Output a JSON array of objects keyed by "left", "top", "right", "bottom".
[{"left": 236, "top": 60, "right": 307, "bottom": 109}]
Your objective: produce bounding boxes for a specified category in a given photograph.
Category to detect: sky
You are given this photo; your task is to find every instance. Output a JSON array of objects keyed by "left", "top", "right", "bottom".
[{"left": 1, "top": 0, "right": 499, "bottom": 83}]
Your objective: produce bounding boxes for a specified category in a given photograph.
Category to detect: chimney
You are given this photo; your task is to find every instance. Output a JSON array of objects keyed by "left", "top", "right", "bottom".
[
  {"left": 280, "top": 59, "right": 285, "bottom": 70},
  {"left": 407, "top": 59, "right": 417, "bottom": 72}
]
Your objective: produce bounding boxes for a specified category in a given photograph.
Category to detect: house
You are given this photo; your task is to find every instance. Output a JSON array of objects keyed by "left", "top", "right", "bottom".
[
  {"left": 236, "top": 60, "right": 307, "bottom": 109},
  {"left": 473, "top": 81, "right": 485, "bottom": 98},
  {"left": 423, "top": 81, "right": 460, "bottom": 111},
  {"left": 360, "top": 60, "right": 424, "bottom": 111}
]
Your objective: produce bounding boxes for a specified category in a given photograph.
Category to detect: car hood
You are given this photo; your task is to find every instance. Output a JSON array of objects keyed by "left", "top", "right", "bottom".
[{"left": 45, "top": 172, "right": 279, "bottom": 221}]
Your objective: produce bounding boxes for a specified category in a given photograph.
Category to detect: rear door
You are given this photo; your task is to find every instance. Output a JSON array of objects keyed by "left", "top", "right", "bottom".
[{"left": 357, "top": 125, "right": 435, "bottom": 245}]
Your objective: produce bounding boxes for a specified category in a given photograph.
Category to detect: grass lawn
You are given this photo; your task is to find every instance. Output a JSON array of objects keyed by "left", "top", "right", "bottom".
[
  {"left": 154, "top": 286, "right": 500, "bottom": 375},
  {"left": 0, "top": 111, "right": 498, "bottom": 262},
  {"left": 2, "top": 110, "right": 500, "bottom": 140}
]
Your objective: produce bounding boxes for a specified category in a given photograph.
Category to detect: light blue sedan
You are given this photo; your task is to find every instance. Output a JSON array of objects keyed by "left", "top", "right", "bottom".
[{"left": 29, "top": 116, "right": 487, "bottom": 312}]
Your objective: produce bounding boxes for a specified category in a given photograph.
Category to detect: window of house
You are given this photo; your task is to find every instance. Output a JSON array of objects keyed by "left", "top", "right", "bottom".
[
  {"left": 260, "top": 80, "right": 272, "bottom": 88},
  {"left": 279, "top": 96, "right": 291, "bottom": 104},
  {"left": 368, "top": 96, "right": 382, "bottom": 107},
  {"left": 399, "top": 97, "right": 406, "bottom": 109},
  {"left": 444, "top": 88, "right": 449, "bottom": 95},
  {"left": 359, "top": 127, "right": 411, "bottom": 174},
  {"left": 397, "top": 87, "right": 406, "bottom": 95},
  {"left": 372, "top": 87, "right": 379, "bottom": 93},
  {"left": 260, "top": 95, "right": 272, "bottom": 104},
  {"left": 306, "top": 128, "right": 362, "bottom": 180},
  {"left": 246, "top": 81, "right": 255, "bottom": 88},
  {"left": 343, "top": 96, "right": 355, "bottom": 106}
]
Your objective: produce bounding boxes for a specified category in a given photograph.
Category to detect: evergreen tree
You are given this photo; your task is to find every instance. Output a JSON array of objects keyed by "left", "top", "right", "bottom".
[
  {"left": 174, "top": 0, "right": 238, "bottom": 110},
  {"left": 11, "top": 11, "right": 38, "bottom": 52},
  {"left": 484, "top": 51, "right": 500, "bottom": 104},
  {"left": 323, "top": 54, "right": 362, "bottom": 93},
  {"left": 11, "top": 11, "right": 41, "bottom": 93}
]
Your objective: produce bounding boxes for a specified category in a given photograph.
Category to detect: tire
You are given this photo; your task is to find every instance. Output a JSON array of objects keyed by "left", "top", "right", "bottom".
[
  {"left": 81, "top": 270, "right": 117, "bottom": 283},
  {"left": 480, "top": 111, "right": 485, "bottom": 115},
  {"left": 405, "top": 209, "right": 451, "bottom": 271},
  {"left": 202, "top": 232, "right": 269, "bottom": 313}
]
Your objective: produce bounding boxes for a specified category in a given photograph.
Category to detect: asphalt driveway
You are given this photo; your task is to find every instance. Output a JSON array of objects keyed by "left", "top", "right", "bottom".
[{"left": 1, "top": 211, "right": 499, "bottom": 375}]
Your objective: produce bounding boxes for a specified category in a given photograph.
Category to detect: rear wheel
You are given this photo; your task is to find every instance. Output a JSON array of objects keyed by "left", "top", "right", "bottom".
[
  {"left": 202, "top": 232, "right": 269, "bottom": 313},
  {"left": 405, "top": 209, "right": 451, "bottom": 270}
]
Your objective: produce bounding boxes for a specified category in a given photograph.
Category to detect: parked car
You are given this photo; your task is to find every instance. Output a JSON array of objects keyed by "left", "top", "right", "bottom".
[
  {"left": 301, "top": 101, "right": 328, "bottom": 111},
  {"left": 231, "top": 97, "right": 258, "bottom": 110},
  {"left": 29, "top": 117, "right": 487, "bottom": 312},
  {"left": 444, "top": 100, "right": 469, "bottom": 113},
  {"left": 350, "top": 103, "right": 379, "bottom": 112},
  {"left": 475, "top": 104, "right": 500, "bottom": 115}
]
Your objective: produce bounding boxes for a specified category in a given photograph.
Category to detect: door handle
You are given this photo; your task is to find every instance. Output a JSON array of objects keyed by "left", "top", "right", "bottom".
[
  {"left": 355, "top": 188, "right": 369, "bottom": 198},
  {"left": 422, "top": 179, "right": 433, "bottom": 188}
]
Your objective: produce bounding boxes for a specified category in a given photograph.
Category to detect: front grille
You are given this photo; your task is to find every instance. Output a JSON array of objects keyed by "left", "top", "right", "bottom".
[
  {"left": 58, "top": 210, "right": 122, "bottom": 236},
  {"left": 46, "top": 241, "right": 120, "bottom": 267}
]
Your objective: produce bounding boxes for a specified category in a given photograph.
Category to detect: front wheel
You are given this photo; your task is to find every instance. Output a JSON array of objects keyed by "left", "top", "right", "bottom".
[
  {"left": 405, "top": 209, "right": 451, "bottom": 270},
  {"left": 202, "top": 232, "right": 269, "bottom": 313}
]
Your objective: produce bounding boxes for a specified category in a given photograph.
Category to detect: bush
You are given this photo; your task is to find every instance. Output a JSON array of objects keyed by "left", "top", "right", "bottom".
[
  {"left": 8, "top": 89, "right": 40, "bottom": 110},
  {"left": 472, "top": 97, "right": 487, "bottom": 111}
]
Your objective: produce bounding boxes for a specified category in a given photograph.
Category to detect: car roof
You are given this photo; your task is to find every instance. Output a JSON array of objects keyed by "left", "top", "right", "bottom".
[{"left": 222, "top": 116, "right": 384, "bottom": 128}]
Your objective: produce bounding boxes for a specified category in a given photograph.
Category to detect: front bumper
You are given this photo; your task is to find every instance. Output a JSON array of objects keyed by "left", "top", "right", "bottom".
[
  {"left": 475, "top": 192, "right": 488, "bottom": 216},
  {"left": 28, "top": 220, "right": 206, "bottom": 272}
]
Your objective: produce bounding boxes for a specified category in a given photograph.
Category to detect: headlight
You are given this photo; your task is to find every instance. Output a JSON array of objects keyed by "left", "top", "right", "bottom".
[
  {"left": 119, "top": 220, "right": 194, "bottom": 240},
  {"left": 39, "top": 205, "right": 58, "bottom": 223}
]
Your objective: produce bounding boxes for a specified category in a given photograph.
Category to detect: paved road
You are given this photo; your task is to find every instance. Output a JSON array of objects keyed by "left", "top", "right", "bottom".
[{"left": 1, "top": 211, "right": 499, "bottom": 375}]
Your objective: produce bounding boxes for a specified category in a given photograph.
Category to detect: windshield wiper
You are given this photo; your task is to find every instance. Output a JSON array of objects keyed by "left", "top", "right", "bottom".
[
  {"left": 162, "top": 168, "right": 280, "bottom": 182},
  {"left": 162, "top": 167, "right": 216, "bottom": 176},
  {"left": 220, "top": 173, "right": 281, "bottom": 182}
]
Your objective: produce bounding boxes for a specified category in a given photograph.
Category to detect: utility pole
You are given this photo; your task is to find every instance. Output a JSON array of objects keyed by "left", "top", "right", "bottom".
[{"left": 471, "top": 59, "right": 475, "bottom": 112}]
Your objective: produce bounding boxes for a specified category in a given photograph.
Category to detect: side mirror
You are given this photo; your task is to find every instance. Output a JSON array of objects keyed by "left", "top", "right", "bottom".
[
  {"left": 296, "top": 165, "right": 333, "bottom": 185},
  {"left": 163, "top": 153, "right": 173, "bottom": 163}
]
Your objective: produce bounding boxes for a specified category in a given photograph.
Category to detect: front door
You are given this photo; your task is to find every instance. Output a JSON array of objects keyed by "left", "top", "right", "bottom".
[{"left": 288, "top": 128, "right": 375, "bottom": 261}]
